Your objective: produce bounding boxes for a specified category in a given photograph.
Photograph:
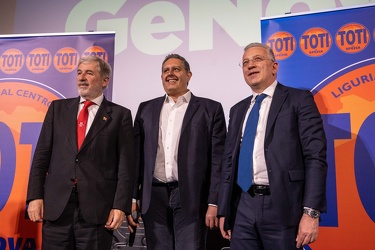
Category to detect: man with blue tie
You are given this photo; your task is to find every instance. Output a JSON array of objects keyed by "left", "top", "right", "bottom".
[{"left": 218, "top": 42, "right": 328, "bottom": 249}]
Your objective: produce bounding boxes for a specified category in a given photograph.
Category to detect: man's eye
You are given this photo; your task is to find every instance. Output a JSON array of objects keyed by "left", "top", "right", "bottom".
[{"left": 254, "top": 57, "right": 262, "bottom": 62}]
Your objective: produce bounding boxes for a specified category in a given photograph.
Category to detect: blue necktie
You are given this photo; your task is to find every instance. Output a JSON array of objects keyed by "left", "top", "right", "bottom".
[{"left": 237, "top": 94, "right": 267, "bottom": 192}]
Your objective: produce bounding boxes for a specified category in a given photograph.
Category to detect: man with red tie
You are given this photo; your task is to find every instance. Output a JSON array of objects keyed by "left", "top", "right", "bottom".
[{"left": 26, "top": 56, "right": 136, "bottom": 250}]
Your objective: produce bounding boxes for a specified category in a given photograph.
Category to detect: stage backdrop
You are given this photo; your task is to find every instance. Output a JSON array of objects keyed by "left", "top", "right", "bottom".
[
  {"left": 0, "top": 32, "right": 115, "bottom": 249},
  {"left": 261, "top": 4, "right": 375, "bottom": 249}
]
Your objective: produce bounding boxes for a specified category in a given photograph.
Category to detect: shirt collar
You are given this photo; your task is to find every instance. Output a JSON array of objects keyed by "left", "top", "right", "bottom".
[
  {"left": 251, "top": 80, "right": 277, "bottom": 101},
  {"left": 80, "top": 94, "right": 104, "bottom": 106},
  {"left": 164, "top": 90, "right": 191, "bottom": 104}
]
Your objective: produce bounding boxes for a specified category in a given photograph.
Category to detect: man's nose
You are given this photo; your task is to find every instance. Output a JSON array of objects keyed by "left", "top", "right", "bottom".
[{"left": 78, "top": 73, "right": 86, "bottom": 80}]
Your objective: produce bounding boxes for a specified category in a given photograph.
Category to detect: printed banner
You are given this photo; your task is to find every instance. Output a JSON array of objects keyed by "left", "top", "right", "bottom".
[
  {"left": 0, "top": 32, "right": 115, "bottom": 249},
  {"left": 261, "top": 4, "right": 375, "bottom": 249}
]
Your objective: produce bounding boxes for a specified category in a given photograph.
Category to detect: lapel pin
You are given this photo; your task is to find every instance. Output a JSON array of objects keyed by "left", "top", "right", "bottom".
[{"left": 103, "top": 117, "right": 107, "bottom": 121}]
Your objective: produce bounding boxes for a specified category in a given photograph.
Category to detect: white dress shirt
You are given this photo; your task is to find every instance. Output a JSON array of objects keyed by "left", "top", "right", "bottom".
[
  {"left": 154, "top": 91, "right": 191, "bottom": 182},
  {"left": 241, "top": 81, "right": 277, "bottom": 185}
]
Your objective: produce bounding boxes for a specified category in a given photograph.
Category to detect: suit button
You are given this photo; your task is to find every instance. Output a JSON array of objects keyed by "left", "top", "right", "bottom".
[{"left": 75, "top": 159, "right": 80, "bottom": 163}]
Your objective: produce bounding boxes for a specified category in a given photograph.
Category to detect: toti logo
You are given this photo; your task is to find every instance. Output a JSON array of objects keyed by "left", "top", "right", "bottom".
[
  {"left": 300, "top": 27, "right": 332, "bottom": 57},
  {"left": 266, "top": 31, "right": 296, "bottom": 60},
  {"left": 0, "top": 49, "right": 25, "bottom": 75},
  {"left": 335, "top": 23, "right": 370, "bottom": 53},
  {"left": 0, "top": 79, "right": 64, "bottom": 248},
  {"left": 53, "top": 47, "right": 79, "bottom": 73},
  {"left": 26, "top": 48, "right": 52, "bottom": 74},
  {"left": 82, "top": 46, "right": 109, "bottom": 62},
  {"left": 311, "top": 59, "right": 375, "bottom": 249}
]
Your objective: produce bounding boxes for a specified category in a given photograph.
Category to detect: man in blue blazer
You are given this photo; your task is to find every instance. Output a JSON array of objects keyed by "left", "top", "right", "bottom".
[
  {"left": 132, "top": 54, "right": 226, "bottom": 249},
  {"left": 218, "top": 43, "right": 327, "bottom": 249},
  {"left": 27, "top": 56, "right": 136, "bottom": 250}
]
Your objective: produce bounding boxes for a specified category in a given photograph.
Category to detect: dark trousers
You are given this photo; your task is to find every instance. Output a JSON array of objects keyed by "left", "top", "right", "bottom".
[
  {"left": 230, "top": 190, "right": 301, "bottom": 250},
  {"left": 142, "top": 186, "right": 207, "bottom": 250},
  {"left": 42, "top": 188, "right": 113, "bottom": 250}
]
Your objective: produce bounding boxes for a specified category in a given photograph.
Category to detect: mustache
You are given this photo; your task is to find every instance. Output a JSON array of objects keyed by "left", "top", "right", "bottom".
[{"left": 78, "top": 81, "right": 89, "bottom": 85}]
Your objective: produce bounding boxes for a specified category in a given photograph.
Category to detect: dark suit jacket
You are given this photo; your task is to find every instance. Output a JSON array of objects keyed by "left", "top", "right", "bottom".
[
  {"left": 27, "top": 97, "right": 135, "bottom": 224},
  {"left": 218, "top": 83, "right": 327, "bottom": 228},
  {"left": 133, "top": 93, "right": 226, "bottom": 218}
]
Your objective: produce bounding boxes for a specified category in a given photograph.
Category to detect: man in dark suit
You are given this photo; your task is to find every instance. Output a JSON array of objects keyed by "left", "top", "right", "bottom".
[
  {"left": 131, "top": 54, "right": 226, "bottom": 249},
  {"left": 218, "top": 43, "right": 328, "bottom": 249},
  {"left": 26, "top": 56, "right": 136, "bottom": 250}
]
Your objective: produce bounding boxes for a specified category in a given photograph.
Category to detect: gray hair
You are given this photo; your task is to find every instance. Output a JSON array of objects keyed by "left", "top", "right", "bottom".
[
  {"left": 244, "top": 42, "right": 276, "bottom": 61},
  {"left": 78, "top": 56, "right": 112, "bottom": 80}
]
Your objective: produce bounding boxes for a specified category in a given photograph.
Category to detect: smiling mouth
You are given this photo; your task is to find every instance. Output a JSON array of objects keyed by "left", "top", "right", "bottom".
[
  {"left": 166, "top": 78, "right": 178, "bottom": 82},
  {"left": 248, "top": 71, "right": 259, "bottom": 76}
]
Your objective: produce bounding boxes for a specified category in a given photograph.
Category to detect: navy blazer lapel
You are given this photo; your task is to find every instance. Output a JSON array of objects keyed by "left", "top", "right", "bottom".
[
  {"left": 181, "top": 94, "right": 200, "bottom": 133},
  {"left": 65, "top": 97, "right": 80, "bottom": 152},
  {"left": 233, "top": 96, "right": 252, "bottom": 153},
  {"left": 79, "top": 97, "right": 112, "bottom": 151},
  {"left": 265, "top": 83, "right": 288, "bottom": 140},
  {"left": 150, "top": 97, "right": 165, "bottom": 146}
]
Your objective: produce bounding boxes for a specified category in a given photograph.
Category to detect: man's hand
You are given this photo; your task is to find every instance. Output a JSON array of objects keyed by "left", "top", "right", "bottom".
[
  {"left": 105, "top": 209, "right": 125, "bottom": 230},
  {"left": 126, "top": 214, "right": 139, "bottom": 233},
  {"left": 205, "top": 205, "right": 218, "bottom": 229},
  {"left": 219, "top": 217, "right": 231, "bottom": 240},
  {"left": 27, "top": 199, "right": 44, "bottom": 222},
  {"left": 126, "top": 202, "right": 140, "bottom": 233},
  {"left": 296, "top": 213, "right": 319, "bottom": 248}
]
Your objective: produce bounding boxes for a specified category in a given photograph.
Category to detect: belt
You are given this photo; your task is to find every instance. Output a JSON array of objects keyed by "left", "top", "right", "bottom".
[
  {"left": 152, "top": 181, "right": 179, "bottom": 189},
  {"left": 248, "top": 185, "right": 270, "bottom": 197}
]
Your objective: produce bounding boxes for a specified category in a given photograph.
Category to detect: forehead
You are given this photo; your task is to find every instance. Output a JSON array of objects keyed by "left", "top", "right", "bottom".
[
  {"left": 243, "top": 46, "right": 268, "bottom": 58},
  {"left": 162, "top": 58, "right": 183, "bottom": 68}
]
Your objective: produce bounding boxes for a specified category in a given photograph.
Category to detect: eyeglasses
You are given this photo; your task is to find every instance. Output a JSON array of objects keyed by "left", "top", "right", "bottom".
[{"left": 240, "top": 56, "right": 274, "bottom": 68}]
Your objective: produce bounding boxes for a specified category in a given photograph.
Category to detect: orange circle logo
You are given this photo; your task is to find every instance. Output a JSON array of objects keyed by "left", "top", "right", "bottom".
[
  {"left": 335, "top": 23, "right": 370, "bottom": 53},
  {"left": 300, "top": 27, "right": 332, "bottom": 57},
  {"left": 0, "top": 49, "right": 25, "bottom": 74},
  {"left": 82, "top": 46, "right": 109, "bottom": 62},
  {"left": 26, "top": 48, "right": 52, "bottom": 74},
  {"left": 266, "top": 32, "right": 296, "bottom": 60},
  {"left": 53, "top": 47, "right": 79, "bottom": 73}
]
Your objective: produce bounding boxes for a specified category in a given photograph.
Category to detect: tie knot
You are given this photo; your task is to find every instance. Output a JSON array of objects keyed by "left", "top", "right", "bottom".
[
  {"left": 83, "top": 100, "right": 95, "bottom": 109},
  {"left": 255, "top": 94, "right": 267, "bottom": 103}
]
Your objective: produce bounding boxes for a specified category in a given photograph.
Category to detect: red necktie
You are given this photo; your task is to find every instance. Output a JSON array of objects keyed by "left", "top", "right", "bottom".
[{"left": 77, "top": 100, "right": 95, "bottom": 149}]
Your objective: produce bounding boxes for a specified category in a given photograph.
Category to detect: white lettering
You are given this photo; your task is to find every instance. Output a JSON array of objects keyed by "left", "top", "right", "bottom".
[
  {"left": 189, "top": 0, "right": 260, "bottom": 50},
  {"left": 65, "top": 0, "right": 128, "bottom": 55},
  {"left": 131, "top": 2, "right": 185, "bottom": 55}
]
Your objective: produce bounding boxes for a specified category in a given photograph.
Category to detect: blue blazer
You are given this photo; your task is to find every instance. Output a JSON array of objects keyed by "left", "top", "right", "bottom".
[
  {"left": 218, "top": 83, "right": 327, "bottom": 228},
  {"left": 134, "top": 93, "right": 227, "bottom": 218}
]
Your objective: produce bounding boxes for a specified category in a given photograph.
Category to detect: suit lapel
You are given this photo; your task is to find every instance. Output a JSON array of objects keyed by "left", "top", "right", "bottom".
[
  {"left": 265, "top": 83, "right": 288, "bottom": 140},
  {"left": 150, "top": 97, "right": 165, "bottom": 147},
  {"left": 65, "top": 97, "right": 80, "bottom": 152},
  {"left": 233, "top": 96, "right": 252, "bottom": 153},
  {"left": 79, "top": 97, "right": 112, "bottom": 151},
  {"left": 181, "top": 94, "right": 200, "bottom": 133}
]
